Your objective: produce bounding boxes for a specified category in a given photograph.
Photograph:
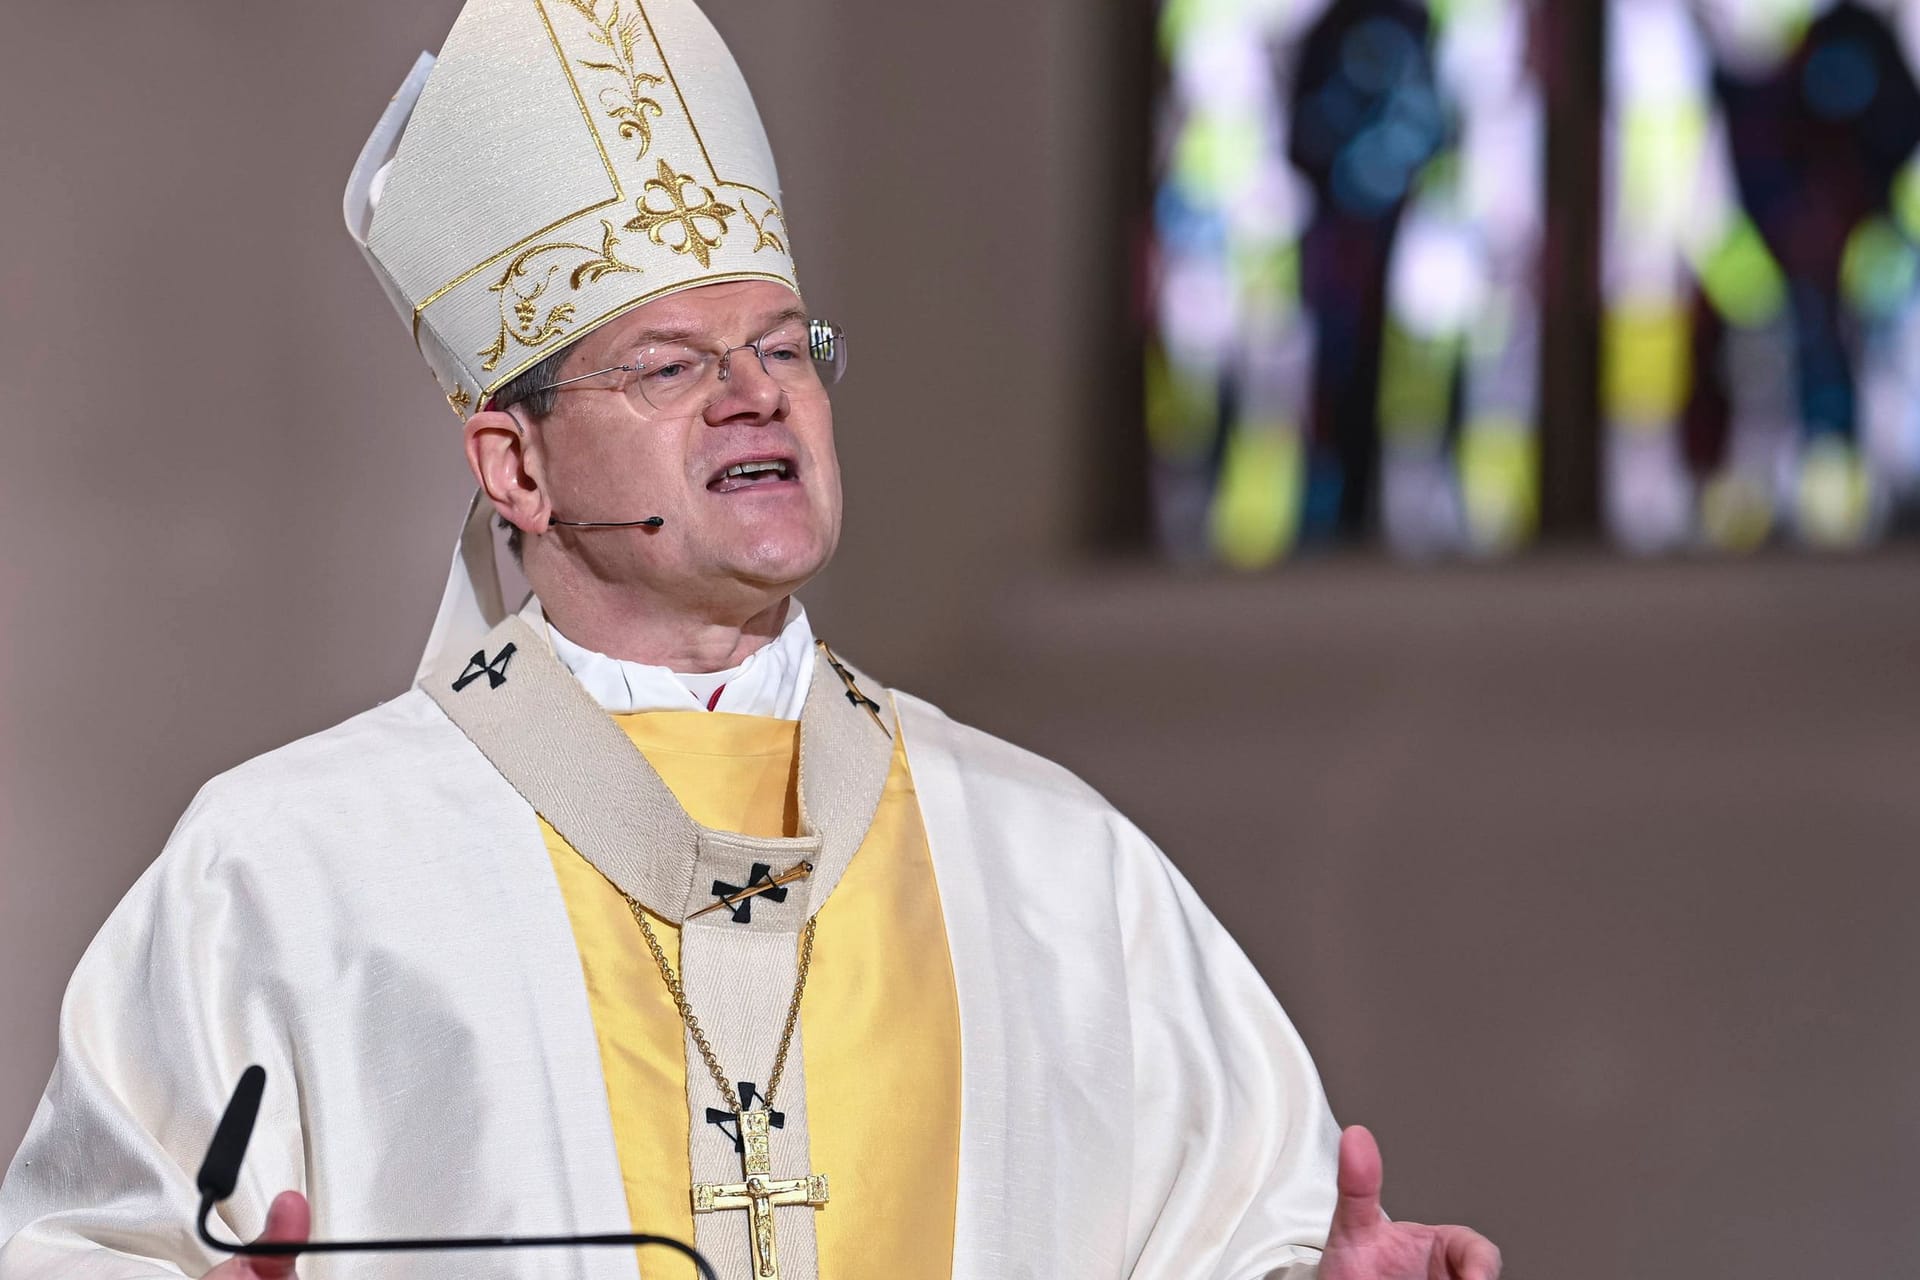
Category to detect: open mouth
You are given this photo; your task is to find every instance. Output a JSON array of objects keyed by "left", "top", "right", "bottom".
[{"left": 708, "top": 457, "right": 798, "bottom": 494}]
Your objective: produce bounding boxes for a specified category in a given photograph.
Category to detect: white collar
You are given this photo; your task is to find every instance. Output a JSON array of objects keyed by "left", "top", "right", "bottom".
[{"left": 525, "top": 598, "right": 816, "bottom": 719}]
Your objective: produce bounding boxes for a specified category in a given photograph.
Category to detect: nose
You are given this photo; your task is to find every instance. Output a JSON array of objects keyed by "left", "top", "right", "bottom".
[{"left": 705, "top": 345, "right": 785, "bottom": 423}]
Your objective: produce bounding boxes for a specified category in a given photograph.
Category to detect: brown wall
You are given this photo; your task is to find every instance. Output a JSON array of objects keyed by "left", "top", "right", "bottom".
[{"left": 4, "top": 5, "right": 1919, "bottom": 1279}]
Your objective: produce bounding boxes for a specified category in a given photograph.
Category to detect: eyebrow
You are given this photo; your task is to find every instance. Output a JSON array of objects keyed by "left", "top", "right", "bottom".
[{"left": 617, "top": 307, "right": 810, "bottom": 351}]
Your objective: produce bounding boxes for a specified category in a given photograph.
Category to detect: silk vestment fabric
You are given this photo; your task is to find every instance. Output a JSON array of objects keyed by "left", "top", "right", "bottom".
[
  {"left": 543, "top": 710, "right": 962, "bottom": 1276},
  {"left": 0, "top": 682, "right": 1339, "bottom": 1278}
]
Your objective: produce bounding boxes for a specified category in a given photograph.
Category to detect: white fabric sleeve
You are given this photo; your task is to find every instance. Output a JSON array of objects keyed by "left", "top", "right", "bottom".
[
  {"left": 1113, "top": 820, "right": 1340, "bottom": 1280},
  {"left": 0, "top": 789, "right": 307, "bottom": 1279}
]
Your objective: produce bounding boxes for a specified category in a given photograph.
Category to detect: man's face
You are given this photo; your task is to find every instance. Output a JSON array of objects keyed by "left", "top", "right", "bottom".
[{"left": 523, "top": 280, "right": 843, "bottom": 616}]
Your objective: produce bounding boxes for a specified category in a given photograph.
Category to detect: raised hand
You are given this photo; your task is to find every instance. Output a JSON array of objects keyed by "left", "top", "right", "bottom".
[
  {"left": 1319, "top": 1126, "right": 1501, "bottom": 1280},
  {"left": 202, "top": 1190, "right": 309, "bottom": 1280}
]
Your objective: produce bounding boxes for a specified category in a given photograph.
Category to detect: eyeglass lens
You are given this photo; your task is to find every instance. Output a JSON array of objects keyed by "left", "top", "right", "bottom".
[{"left": 628, "top": 319, "right": 847, "bottom": 413}]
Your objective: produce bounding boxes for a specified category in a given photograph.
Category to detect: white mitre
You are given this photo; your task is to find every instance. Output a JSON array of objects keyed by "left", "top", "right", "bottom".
[{"left": 341, "top": 0, "right": 801, "bottom": 681}]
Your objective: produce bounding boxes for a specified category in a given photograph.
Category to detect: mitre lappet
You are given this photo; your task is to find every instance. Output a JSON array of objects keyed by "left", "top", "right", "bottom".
[{"left": 342, "top": 0, "right": 801, "bottom": 679}]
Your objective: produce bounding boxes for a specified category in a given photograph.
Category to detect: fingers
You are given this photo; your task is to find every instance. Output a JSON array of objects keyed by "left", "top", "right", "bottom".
[
  {"left": 1328, "top": 1123, "right": 1386, "bottom": 1240},
  {"left": 249, "top": 1190, "right": 311, "bottom": 1280},
  {"left": 1326, "top": 1126, "right": 1503, "bottom": 1280},
  {"left": 1439, "top": 1225, "right": 1502, "bottom": 1280}
]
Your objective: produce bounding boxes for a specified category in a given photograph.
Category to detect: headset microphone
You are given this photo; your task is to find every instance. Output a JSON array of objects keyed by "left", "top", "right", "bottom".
[{"left": 548, "top": 516, "right": 665, "bottom": 529}]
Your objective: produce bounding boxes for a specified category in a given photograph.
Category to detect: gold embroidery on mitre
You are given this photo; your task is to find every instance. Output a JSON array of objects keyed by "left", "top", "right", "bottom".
[
  {"left": 625, "top": 158, "right": 736, "bottom": 269},
  {"left": 557, "top": 0, "right": 665, "bottom": 161},
  {"left": 371, "top": 0, "right": 803, "bottom": 398},
  {"left": 447, "top": 386, "right": 475, "bottom": 417},
  {"left": 743, "top": 200, "right": 789, "bottom": 255},
  {"left": 478, "top": 219, "right": 645, "bottom": 371}
]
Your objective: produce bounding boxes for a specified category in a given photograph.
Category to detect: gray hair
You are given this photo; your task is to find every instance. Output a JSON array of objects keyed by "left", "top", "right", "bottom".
[{"left": 489, "top": 342, "right": 576, "bottom": 561}]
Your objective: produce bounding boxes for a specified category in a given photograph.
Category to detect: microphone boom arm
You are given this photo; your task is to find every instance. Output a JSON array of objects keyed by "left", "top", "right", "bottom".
[
  {"left": 195, "top": 1066, "right": 715, "bottom": 1280},
  {"left": 548, "top": 516, "right": 665, "bottom": 528},
  {"left": 196, "top": 1200, "right": 717, "bottom": 1279}
]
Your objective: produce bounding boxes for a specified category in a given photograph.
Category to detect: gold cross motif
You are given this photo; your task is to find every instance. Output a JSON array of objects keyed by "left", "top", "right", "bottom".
[
  {"left": 626, "top": 159, "right": 737, "bottom": 269},
  {"left": 692, "top": 1108, "right": 828, "bottom": 1279}
]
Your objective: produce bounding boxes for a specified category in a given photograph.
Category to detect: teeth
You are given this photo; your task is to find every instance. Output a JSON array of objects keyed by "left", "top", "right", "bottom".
[{"left": 725, "top": 460, "right": 789, "bottom": 479}]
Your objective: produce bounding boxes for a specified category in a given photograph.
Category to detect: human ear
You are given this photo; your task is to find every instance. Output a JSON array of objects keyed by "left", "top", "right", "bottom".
[{"left": 463, "top": 407, "right": 553, "bottom": 537}]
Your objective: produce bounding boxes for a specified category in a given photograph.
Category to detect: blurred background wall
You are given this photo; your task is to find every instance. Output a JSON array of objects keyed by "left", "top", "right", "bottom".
[{"left": 2, "top": 3, "right": 1918, "bottom": 1279}]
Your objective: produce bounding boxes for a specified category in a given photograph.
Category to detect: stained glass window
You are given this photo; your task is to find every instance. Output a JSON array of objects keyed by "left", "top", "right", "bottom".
[
  {"left": 1146, "top": 0, "right": 1545, "bottom": 564},
  {"left": 1602, "top": 0, "right": 1920, "bottom": 551},
  {"left": 1147, "top": 0, "right": 1920, "bottom": 562}
]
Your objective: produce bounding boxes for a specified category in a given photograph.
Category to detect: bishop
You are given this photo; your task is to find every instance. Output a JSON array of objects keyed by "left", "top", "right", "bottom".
[{"left": 0, "top": 2, "right": 1501, "bottom": 1278}]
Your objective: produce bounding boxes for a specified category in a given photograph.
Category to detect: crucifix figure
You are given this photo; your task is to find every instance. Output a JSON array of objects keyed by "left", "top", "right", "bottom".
[{"left": 691, "top": 1108, "right": 829, "bottom": 1280}]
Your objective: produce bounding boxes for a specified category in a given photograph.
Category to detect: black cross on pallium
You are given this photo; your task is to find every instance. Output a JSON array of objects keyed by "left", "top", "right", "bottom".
[
  {"left": 709, "top": 862, "right": 787, "bottom": 924},
  {"left": 452, "top": 643, "right": 516, "bottom": 693},
  {"left": 706, "top": 1082, "right": 785, "bottom": 1153}
]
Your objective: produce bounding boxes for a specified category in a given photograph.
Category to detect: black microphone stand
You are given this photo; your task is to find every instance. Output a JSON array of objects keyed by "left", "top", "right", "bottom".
[
  {"left": 195, "top": 1200, "right": 715, "bottom": 1277},
  {"left": 196, "top": 1067, "right": 717, "bottom": 1280}
]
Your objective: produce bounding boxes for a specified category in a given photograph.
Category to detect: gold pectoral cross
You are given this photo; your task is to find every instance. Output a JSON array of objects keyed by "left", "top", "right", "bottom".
[{"left": 691, "top": 1108, "right": 828, "bottom": 1280}]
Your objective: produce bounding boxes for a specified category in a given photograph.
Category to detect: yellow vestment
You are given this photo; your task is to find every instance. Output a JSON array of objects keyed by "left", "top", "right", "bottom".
[{"left": 542, "top": 711, "right": 961, "bottom": 1277}]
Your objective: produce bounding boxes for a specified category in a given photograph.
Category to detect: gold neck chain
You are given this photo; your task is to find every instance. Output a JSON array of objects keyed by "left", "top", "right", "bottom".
[{"left": 623, "top": 893, "right": 819, "bottom": 1114}]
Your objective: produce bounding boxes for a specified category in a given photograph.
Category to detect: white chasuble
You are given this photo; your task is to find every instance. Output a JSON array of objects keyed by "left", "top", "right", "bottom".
[{"left": 0, "top": 626, "right": 1341, "bottom": 1279}]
